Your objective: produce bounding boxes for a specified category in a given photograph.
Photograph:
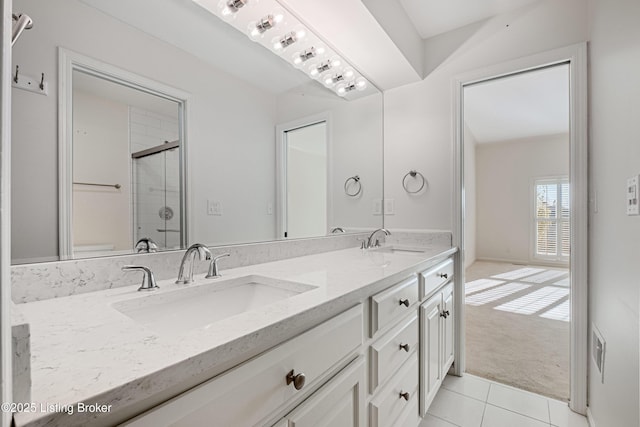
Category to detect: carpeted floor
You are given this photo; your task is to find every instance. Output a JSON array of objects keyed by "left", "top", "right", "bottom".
[{"left": 465, "top": 261, "right": 570, "bottom": 401}]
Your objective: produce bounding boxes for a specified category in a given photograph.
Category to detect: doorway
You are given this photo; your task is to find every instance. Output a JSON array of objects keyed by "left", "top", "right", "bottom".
[
  {"left": 277, "top": 119, "right": 329, "bottom": 239},
  {"left": 452, "top": 44, "right": 588, "bottom": 413},
  {"left": 463, "top": 64, "right": 571, "bottom": 400}
]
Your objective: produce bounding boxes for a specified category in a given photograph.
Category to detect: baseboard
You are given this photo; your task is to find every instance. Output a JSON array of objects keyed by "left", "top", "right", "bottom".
[
  {"left": 475, "top": 256, "right": 569, "bottom": 268},
  {"left": 586, "top": 407, "right": 596, "bottom": 427}
]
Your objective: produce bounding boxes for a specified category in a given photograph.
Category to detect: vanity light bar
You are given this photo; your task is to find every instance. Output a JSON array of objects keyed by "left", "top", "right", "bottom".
[{"left": 193, "top": 0, "right": 371, "bottom": 98}]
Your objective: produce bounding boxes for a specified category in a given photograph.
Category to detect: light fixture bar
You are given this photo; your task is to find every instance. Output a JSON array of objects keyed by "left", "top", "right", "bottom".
[{"left": 193, "top": 0, "right": 371, "bottom": 98}]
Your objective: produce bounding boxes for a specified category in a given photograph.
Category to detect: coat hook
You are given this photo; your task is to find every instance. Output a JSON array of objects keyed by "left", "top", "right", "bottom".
[
  {"left": 13, "top": 65, "right": 18, "bottom": 84},
  {"left": 39, "top": 73, "right": 44, "bottom": 90}
]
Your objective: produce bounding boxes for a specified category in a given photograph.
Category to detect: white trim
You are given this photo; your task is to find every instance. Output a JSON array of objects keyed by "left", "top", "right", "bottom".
[
  {"left": 475, "top": 257, "right": 569, "bottom": 269},
  {"left": 586, "top": 407, "right": 596, "bottom": 427},
  {"left": 1, "top": 0, "right": 12, "bottom": 424},
  {"left": 58, "top": 48, "right": 190, "bottom": 259},
  {"left": 275, "top": 112, "right": 331, "bottom": 239},
  {"left": 452, "top": 43, "right": 589, "bottom": 414}
]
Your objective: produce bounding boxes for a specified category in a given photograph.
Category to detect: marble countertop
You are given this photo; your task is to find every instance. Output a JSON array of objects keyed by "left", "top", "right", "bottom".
[{"left": 12, "top": 244, "right": 455, "bottom": 427}]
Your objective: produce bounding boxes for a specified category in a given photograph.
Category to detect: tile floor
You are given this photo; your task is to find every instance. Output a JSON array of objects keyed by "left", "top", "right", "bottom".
[{"left": 419, "top": 374, "right": 589, "bottom": 427}]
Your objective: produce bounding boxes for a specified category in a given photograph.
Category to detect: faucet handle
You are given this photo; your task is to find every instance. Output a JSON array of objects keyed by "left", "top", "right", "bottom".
[
  {"left": 122, "top": 265, "right": 159, "bottom": 291},
  {"left": 206, "top": 253, "right": 230, "bottom": 279}
]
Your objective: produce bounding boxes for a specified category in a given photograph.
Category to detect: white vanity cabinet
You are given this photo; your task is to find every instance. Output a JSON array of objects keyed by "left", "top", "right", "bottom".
[
  {"left": 121, "top": 305, "right": 363, "bottom": 427},
  {"left": 419, "top": 260, "right": 455, "bottom": 416}
]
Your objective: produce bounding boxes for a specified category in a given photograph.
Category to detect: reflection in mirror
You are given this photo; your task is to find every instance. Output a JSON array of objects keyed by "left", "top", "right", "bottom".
[
  {"left": 70, "top": 70, "right": 184, "bottom": 259},
  {"left": 10, "top": 0, "right": 383, "bottom": 264}
]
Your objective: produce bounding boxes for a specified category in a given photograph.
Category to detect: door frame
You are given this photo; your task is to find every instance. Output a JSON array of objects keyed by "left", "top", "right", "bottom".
[
  {"left": 275, "top": 112, "right": 332, "bottom": 239},
  {"left": 452, "top": 43, "right": 588, "bottom": 414}
]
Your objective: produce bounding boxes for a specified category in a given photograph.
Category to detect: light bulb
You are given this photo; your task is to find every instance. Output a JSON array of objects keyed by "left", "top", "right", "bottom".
[
  {"left": 343, "top": 68, "right": 354, "bottom": 79},
  {"left": 316, "top": 46, "right": 326, "bottom": 56},
  {"left": 336, "top": 83, "right": 347, "bottom": 96},
  {"left": 324, "top": 75, "right": 334, "bottom": 86},
  {"left": 331, "top": 58, "right": 342, "bottom": 68},
  {"left": 308, "top": 60, "right": 332, "bottom": 78},
  {"left": 218, "top": 0, "right": 248, "bottom": 19},
  {"left": 292, "top": 47, "right": 317, "bottom": 68},
  {"left": 248, "top": 12, "right": 281, "bottom": 40},
  {"left": 355, "top": 77, "right": 367, "bottom": 91}
]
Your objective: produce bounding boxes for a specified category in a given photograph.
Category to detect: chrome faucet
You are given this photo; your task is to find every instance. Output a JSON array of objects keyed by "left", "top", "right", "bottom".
[
  {"left": 206, "top": 253, "right": 230, "bottom": 279},
  {"left": 135, "top": 237, "right": 158, "bottom": 253},
  {"left": 122, "top": 265, "right": 159, "bottom": 291},
  {"left": 176, "top": 243, "right": 211, "bottom": 284},
  {"left": 366, "top": 228, "right": 391, "bottom": 249},
  {"left": 331, "top": 227, "right": 346, "bottom": 234}
]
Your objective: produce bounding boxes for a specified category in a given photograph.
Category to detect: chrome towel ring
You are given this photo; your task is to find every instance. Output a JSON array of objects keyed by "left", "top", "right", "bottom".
[
  {"left": 402, "top": 170, "right": 426, "bottom": 194},
  {"left": 344, "top": 175, "right": 362, "bottom": 197}
]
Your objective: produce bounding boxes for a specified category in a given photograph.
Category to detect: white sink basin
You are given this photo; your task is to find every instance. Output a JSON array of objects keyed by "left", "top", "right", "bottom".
[
  {"left": 113, "top": 275, "right": 316, "bottom": 335},
  {"left": 370, "top": 245, "right": 427, "bottom": 254}
]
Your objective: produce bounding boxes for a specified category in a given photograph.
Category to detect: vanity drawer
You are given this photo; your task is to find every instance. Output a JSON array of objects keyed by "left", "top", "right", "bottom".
[
  {"left": 369, "top": 355, "right": 419, "bottom": 427},
  {"left": 371, "top": 276, "right": 419, "bottom": 337},
  {"left": 369, "top": 312, "right": 418, "bottom": 394},
  {"left": 122, "top": 305, "right": 363, "bottom": 427},
  {"left": 420, "top": 258, "right": 454, "bottom": 300}
]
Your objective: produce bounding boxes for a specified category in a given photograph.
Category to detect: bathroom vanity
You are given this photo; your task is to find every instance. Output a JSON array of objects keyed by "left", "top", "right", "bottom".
[{"left": 12, "top": 243, "right": 456, "bottom": 427}]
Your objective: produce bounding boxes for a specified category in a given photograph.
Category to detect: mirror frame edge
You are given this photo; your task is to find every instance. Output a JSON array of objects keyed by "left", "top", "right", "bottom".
[{"left": 57, "top": 47, "right": 190, "bottom": 260}]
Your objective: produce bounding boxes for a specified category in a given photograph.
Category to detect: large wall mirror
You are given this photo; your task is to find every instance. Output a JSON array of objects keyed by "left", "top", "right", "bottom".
[{"left": 11, "top": 0, "right": 383, "bottom": 264}]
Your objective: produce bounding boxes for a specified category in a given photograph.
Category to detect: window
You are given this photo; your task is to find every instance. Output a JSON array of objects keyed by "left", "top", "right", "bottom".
[{"left": 534, "top": 178, "right": 570, "bottom": 260}]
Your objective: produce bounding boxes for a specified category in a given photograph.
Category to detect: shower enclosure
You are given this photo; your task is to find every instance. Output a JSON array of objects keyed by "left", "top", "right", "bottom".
[{"left": 132, "top": 140, "right": 182, "bottom": 250}]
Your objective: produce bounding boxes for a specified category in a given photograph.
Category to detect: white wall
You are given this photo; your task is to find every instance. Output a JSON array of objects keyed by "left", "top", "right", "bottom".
[
  {"left": 383, "top": 0, "right": 588, "bottom": 232},
  {"left": 463, "top": 125, "right": 476, "bottom": 268},
  {"left": 11, "top": 0, "right": 278, "bottom": 261},
  {"left": 587, "top": 0, "right": 640, "bottom": 425},
  {"left": 72, "top": 90, "right": 131, "bottom": 251},
  {"left": 475, "top": 134, "right": 569, "bottom": 265},
  {"left": 276, "top": 88, "right": 383, "bottom": 232}
]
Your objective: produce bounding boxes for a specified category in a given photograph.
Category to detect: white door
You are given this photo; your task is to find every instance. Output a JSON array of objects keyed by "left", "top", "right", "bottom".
[{"left": 283, "top": 121, "right": 327, "bottom": 239}]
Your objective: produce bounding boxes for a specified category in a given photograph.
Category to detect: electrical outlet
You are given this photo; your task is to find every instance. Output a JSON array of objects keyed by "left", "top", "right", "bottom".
[
  {"left": 592, "top": 325, "right": 606, "bottom": 383},
  {"left": 207, "top": 200, "right": 223, "bottom": 216},
  {"left": 384, "top": 199, "right": 395, "bottom": 215},
  {"left": 626, "top": 175, "right": 639, "bottom": 215},
  {"left": 372, "top": 199, "right": 382, "bottom": 215}
]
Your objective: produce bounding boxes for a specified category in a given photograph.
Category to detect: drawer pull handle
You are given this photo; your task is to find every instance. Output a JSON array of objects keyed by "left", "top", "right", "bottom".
[
  {"left": 399, "top": 298, "right": 410, "bottom": 307},
  {"left": 399, "top": 343, "right": 410, "bottom": 352},
  {"left": 438, "top": 273, "right": 448, "bottom": 279},
  {"left": 399, "top": 391, "right": 410, "bottom": 401},
  {"left": 440, "top": 310, "right": 450, "bottom": 318},
  {"left": 286, "top": 370, "right": 306, "bottom": 390}
]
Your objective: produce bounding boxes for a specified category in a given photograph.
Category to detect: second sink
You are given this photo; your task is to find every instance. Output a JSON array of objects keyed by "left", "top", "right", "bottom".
[{"left": 113, "top": 275, "right": 316, "bottom": 335}]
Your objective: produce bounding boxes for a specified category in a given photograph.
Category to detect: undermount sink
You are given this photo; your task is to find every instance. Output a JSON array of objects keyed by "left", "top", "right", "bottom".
[
  {"left": 113, "top": 275, "right": 316, "bottom": 335},
  {"left": 370, "top": 245, "right": 427, "bottom": 254}
]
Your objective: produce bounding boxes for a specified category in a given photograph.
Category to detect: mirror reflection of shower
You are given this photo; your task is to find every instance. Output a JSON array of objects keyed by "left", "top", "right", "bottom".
[
  {"left": 132, "top": 137, "right": 181, "bottom": 250},
  {"left": 71, "top": 70, "right": 184, "bottom": 257}
]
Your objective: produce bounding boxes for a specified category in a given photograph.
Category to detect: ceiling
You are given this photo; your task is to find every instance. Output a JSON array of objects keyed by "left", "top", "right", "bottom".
[
  {"left": 464, "top": 64, "right": 570, "bottom": 144},
  {"left": 397, "top": 0, "right": 540, "bottom": 39}
]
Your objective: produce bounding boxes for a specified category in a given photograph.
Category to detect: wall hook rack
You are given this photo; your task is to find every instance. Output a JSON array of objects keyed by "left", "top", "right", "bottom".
[{"left": 11, "top": 65, "right": 48, "bottom": 96}]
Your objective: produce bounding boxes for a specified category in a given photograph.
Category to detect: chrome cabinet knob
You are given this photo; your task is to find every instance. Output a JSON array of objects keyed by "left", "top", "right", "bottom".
[
  {"left": 399, "top": 391, "right": 410, "bottom": 401},
  {"left": 399, "top": 298, "right": 410, "bottom": 307},
  {"left": 286, "top": 370, "right": 306, "bottom": 390},
  {"left": 399, "top": 343, "right": 410, "bottom": 352}
]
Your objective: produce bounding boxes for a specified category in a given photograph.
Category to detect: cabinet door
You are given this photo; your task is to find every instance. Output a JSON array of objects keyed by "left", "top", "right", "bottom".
[
  {"left": 284, "top": 357, "right": 365, "bottom": 427},
  {"left": 441, "top": 283, "right": 455, "bottom": 375},
  {"left": 419, "top": 295, "right": 442, "bottom": 417}
]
